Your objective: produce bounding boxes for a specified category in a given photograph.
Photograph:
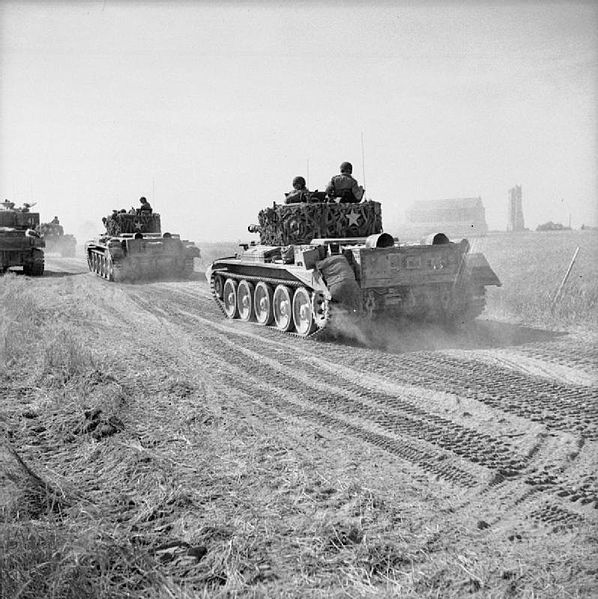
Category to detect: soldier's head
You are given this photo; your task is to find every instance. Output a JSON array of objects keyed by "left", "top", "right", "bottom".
[
  {"left": 139, "top": 196, "right": 148, "bottom": 204},
  {"left": 292, "top": 176, "right": 306, "bottom": 190},
  {"left": 340, "top": 162, "right": 353, "bottom": 175}
]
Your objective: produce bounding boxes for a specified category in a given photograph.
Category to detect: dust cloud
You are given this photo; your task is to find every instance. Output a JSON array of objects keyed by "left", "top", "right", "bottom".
[{"left": 326, "top": 306, "right": 561, "bottom": 354}]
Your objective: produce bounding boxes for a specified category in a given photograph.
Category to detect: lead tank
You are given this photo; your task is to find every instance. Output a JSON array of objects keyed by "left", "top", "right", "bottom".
[
  {"left": 0, "top": 204, "right": 45, "bottom": 276},
  {"left": 206, "top": 199, "right": 501, "bottom": 337},
  {"left": 85, "top": 211, "right": 200, "bottom": 281}
]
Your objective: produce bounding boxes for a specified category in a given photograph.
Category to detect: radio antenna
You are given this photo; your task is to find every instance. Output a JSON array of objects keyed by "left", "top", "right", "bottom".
[{"left": 361, "top": 131, "right": 367, "bottom": 190}]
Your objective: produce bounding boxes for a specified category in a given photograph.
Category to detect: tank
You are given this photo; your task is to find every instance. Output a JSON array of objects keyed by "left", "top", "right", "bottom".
[
  {"left": 37, "top": 221, "right": 77, "bottom": 257},
  {"left": 0, "top": 202, "right": 45, "bottom": 276},
  {"left": 85, "top": 211, "right": 200, "bottom": 281},
  {"left": 206, "top": 199, "right": 501, "bottom": 337}
]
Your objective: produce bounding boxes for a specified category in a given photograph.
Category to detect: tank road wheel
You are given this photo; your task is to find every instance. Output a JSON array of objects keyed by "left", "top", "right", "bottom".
[
  {"left": 237, "top": 280, "right": 255, "bottom": 322},
  {"left": 254, "top": 282, "right": 274, "bottom": 326},
  {"left": 100, "top": 255, "right": 108, "bottom": 278},
  {"left": 273, "top": 284, "right": 294, "bottom": 332},
  {"left": 223, "top": 278, "right": 239, "bottom": 319},
  {"left": 312, "top": 290, "right": 329, "bottom": 329},
  {"left": 213, "top": 274, "right": 224, "bottom": 300},
  {"left": 292, "top": 286, "right": 317, "bottom": 337},
  {"left": 105, "top": 255, "right": 115, "bottom": 281}
]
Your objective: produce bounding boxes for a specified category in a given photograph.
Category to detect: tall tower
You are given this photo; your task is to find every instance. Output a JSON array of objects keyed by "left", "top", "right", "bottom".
[{"left": 507, "top": 185, "right": 525, "bottom": 232}]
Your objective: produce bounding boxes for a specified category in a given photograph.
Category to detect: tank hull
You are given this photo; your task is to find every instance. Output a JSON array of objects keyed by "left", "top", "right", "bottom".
[
  {"left": 86, "top": 211, "right": 200, "bottom": 282},
  {"left": 208, "top": 238, "right": 501, "bottom": 337},
  {"left": 85, "top": 233, "right": 200, "bottom": 282}
]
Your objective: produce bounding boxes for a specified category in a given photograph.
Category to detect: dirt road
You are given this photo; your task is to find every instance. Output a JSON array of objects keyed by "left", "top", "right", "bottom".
[{"left": 42, "top": 255, "right": 598, "bottom": 540}]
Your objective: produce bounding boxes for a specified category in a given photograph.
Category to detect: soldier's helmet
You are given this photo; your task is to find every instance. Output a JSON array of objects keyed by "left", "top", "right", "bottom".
[
  {"left": 139, "top": 196, "right": 147, "bottom": 203},
  {"left": 292, "top": 176, "right": 306, "bottom": 190},
  {"left": 340, "top": 162, "right": 353, "bottom": 174}
]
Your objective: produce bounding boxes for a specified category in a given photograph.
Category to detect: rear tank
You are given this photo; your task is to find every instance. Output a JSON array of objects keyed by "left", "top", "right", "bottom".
[
  {"left": 207, "top": 199, "right": 501, "bottom": 337},
  {"left": 38, "top": 221, "right": 77, "bottom": 257},
  {"left": 85, "top": 212, "right": 200, "bottom": 281},
  {"left": 0, "top": 204, "right": 45, "bottom": 276}
]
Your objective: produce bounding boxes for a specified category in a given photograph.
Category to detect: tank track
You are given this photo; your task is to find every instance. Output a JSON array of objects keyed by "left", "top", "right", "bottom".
[
  {"left": 23, "top": 249, "right": 45, "bottom": 277},
  {"left": 209, "top": 270, "right": 330, "bottom": 339},
  {"left": 87, "top": 248, "right": 122, "bottom": 282}
]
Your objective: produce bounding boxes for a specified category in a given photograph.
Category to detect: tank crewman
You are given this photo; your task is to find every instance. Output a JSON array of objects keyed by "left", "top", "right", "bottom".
[
  {"left": 284, "top": 176, "right": 310, "bottom": 204},
  {"left": 1, "top": 199, "right": 15, "bottom": 210},
  {"left": 325, "top": 162, "right": 365, "bottom": 203},
  {"left": 138, "top": 197, "right": 152, "bottom": 214},
  {"left": 51, "top": 216, "right": 60, "bottom": 224}
]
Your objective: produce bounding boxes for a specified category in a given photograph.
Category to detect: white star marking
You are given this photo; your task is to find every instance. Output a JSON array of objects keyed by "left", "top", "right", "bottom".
[{"left": 347, "top": 210, "right": 360, "bottom": 227}]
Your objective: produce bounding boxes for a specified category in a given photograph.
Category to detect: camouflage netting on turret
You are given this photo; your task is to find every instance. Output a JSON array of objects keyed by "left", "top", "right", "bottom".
[
  {"left": 257, "top": 200, "right": 382, "bottom": 245},
  {"left": 103, "top": 213, "right": 162, "bottom": 236}
]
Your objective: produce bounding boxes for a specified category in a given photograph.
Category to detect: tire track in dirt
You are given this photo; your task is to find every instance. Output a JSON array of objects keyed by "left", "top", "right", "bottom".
[
  {"left": 445, "top": 348, "right": 597, "bottom": 387},
  {"left": 318, "top": 346, "right": 598, "bottom": 440},
  {"left": 142, "top": 288, "right": 527, "bottom": 467},
  {"left": 125, "top": 290, "right": 485, "bottom": 490},
  {"left": 518, "top": 340, "right": 598, "bottom": 373},
  {"left": 149, "top": 283, "right": 598, "bottom": 439},
  {"left": 116, "top": 289, "right": 481, "bottom": 496},
  {"left": 125, "top": 285, "right": 598, "bottom": 530},
  {"left": 210, "top": 327, "right": 598, "bottom": 522}
]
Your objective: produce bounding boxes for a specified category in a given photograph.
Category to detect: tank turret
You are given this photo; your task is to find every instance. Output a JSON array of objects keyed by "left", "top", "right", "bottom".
[
  {"left": 102, "top": 212, "right": 162, "bottom": 237},
  {"left": 256, "top": 200, "right": 383, "bottom": 245}
]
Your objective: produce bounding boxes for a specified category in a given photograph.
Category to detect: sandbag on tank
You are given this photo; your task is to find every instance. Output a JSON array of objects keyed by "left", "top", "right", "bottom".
[{"left": 317, "top": 254, "right": 361, "bottom": 310}]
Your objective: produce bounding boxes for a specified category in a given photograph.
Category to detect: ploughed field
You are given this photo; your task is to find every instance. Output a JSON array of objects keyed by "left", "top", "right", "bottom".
[{"left": 1, "top": 230, "right": 597, "bottom": 598}]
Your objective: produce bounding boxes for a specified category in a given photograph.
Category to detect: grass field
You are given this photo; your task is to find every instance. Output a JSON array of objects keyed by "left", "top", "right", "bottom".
[
  {"left": 473, "top": 230, "right": 598, "bottom": 330},
  {"left": 1, "top": 230, "right": 597, "bottom": 598}
]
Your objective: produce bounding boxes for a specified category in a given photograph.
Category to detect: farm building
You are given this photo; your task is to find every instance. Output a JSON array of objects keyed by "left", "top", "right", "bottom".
[{"left": 403, "top": 197, "right": 489, "bottom": 240}]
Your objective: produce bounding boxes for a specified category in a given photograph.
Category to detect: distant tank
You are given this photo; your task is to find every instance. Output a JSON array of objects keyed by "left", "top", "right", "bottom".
[
  {"left": 85, "top": 211, "right": 200, "bottom": 281},
  {"left": 207, "top": 198, "right": 501, "bottom": 337},
  {"left": 0, "top": 202, "right": 45, "bottom": 276},
  {"left": 37, "top": 220, "right": 77, "bottom": 257}
]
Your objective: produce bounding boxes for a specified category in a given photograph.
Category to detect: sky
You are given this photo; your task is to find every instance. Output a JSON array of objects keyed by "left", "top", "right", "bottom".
[{"left": 1, "top": 0, "right": 596, "bottom": 242}]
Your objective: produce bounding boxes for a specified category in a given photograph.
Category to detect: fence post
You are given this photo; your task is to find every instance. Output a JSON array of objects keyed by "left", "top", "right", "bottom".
[{"left": 551, "top": 246, "right": 580, "bottom": 307}]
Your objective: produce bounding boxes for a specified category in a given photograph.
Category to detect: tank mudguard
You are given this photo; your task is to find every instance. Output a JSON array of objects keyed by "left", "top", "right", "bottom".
[
  {"left": 207, "top": 259, "right": 332, "bottom": 300},
  {"left": 292, "top": 268, "right": 331, "bottom": 298},
  {"left": 462, "top": 252, "right": 501, "bottom": 287}
]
